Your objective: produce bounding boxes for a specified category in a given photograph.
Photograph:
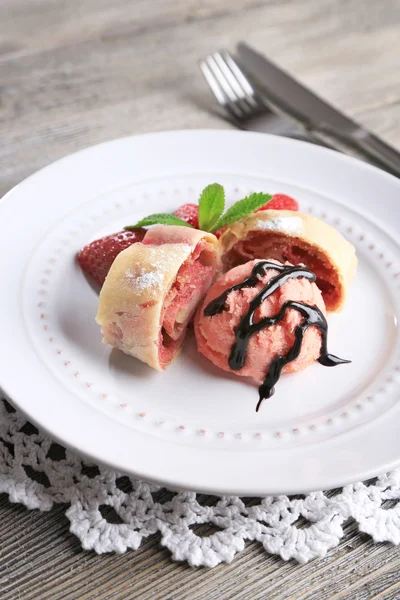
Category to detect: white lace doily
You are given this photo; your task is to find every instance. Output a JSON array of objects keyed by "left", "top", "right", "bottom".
[{"left": 1, "top": 396, "right": 400, "bottom": 567}]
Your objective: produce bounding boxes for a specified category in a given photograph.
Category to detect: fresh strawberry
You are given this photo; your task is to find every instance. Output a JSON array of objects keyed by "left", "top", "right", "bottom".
[
  {"left": 213, "top": 226, "right": 227, "bottom": 239},
  {"left": 78, "top": 229, "right": 146, "bottom": 286},
  {"left": 173, "top": 203, "right": 199, "bottom": 228},
  {"left": 257, "top": 194, "right": 299, "bottom": 212}
]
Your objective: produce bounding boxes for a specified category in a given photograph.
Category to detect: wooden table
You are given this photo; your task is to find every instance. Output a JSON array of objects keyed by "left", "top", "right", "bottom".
[{"left": 1, "top": 1, "right": 400, "bottom": 598}]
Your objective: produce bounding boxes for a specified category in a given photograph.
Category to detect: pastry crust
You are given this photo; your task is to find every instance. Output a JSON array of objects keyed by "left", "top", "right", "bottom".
[
  {"left": 219, "top": 210, "right": 357, "bottom": 311},
  {"left": 96, "top": 226, "right": 220, "bottom": 370}
]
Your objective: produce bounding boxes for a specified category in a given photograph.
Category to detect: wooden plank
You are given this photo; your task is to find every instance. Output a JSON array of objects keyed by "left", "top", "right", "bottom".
[
  {"left": 1, "top": 0, "right": 400, "bottom": 197},
  {"left": 1, "top": 495, "right": 400, "bottom": 600},
  {"left": 0, "top": 0, "right": 265, "bottom": 59}
]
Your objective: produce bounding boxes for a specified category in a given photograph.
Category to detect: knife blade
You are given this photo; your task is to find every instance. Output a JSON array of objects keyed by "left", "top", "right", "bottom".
[{"left": 237, "top": 42, "right": 400, "bottom": 178}]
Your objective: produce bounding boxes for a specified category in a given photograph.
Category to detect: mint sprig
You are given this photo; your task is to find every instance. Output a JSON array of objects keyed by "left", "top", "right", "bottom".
[
  {"left": 198, "top": 183, "right": 225, "bottom": 231},
  {"left": 211, "top": 192, "right": 272, "bottom": 231},
  {"left": 125, "top": 213, "right": 194, "bottom": 229},
  {"left": 124, "top": 185, "right": 272, "bottom": 235}
]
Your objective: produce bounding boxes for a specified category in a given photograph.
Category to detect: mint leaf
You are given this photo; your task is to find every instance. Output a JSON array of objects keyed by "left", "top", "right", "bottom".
[
  {"left": 198, "top": 183, "right": 225, "bottom": 231},
  {"left": 125, "top": 213, "right": 194, "bottom": 229},
  {"left": 212, "top": 193, "right": 272, "bottom": 230}
]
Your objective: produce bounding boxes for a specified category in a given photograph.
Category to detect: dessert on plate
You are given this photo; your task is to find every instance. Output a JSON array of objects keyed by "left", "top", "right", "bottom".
[
  {"left": 195, "top": 259, "right": 349, "bottom": 410},
  {"left": 219, "top": 210, "right": 357, "bottom": 312},
  {"left": 96, "top": 225, "right": 220, "bottom": 370},
  {"left": 77, "top": 184, "right": 355, "bottom": 409}
]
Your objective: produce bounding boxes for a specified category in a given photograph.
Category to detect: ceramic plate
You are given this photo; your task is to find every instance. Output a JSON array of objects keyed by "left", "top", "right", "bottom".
[{"left": 1, "top": 130, "right": 400, "bottom": 496}]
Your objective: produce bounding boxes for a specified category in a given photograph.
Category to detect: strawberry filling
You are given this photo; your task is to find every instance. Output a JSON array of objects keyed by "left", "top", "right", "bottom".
[
  {"left": 159, "top": 240, "right": 217, "bottom": 367},
  {"left": 222, "top": 231, "right": 340, "bottom": 311}
]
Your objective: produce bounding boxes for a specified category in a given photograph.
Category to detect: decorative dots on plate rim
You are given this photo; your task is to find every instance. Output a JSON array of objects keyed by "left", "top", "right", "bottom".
[{"left": 31, "top": 190, "right": 400, "bottom": 443}]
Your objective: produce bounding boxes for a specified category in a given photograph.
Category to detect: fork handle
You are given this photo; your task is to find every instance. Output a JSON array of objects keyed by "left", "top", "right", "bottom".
[{"left": 289, "top": 131, "right": 338, "bottom": 151}]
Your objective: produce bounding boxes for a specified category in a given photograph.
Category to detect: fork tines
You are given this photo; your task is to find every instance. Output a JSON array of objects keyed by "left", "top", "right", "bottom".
[{"left": 198, "top": 50, "right": 265, "bottom": 121}]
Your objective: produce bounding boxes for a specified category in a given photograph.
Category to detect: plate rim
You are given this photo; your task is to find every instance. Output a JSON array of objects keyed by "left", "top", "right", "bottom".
[{"left": 2, "top": 128, "right": 400, "bottom": 496}]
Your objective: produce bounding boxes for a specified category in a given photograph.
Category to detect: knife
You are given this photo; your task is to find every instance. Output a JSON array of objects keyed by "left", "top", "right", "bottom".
[{"left": 237, "top": 42, "right": 400, "bottom": 178}]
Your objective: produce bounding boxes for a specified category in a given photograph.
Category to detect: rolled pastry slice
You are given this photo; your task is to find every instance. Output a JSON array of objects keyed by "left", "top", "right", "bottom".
[
  {"left": 219, "top": 210, "right": 357, "bottom": 311},
  {"left": 96, "top": 225, "right": 221, "bottom": 370}
]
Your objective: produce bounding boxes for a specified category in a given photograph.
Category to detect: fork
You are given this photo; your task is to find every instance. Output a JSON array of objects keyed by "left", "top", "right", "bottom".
[{"left": 198, "top": 50, "right": 325, "bottom": 143}]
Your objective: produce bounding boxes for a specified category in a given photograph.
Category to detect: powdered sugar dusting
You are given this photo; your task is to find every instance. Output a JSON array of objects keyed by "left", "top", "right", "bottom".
[
  {"left": 254, "top": 217, "right": 302, "bottom": 235},
  {"left": 126, "top": 270, "right": 164, "bottom": 292},
  {"left": 125, "top": 244, "right": 193, "bottom": 294}
]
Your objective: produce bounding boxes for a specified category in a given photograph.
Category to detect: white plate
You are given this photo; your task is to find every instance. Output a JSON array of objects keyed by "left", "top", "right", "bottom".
[{"left": 1, "top": 130, "right": 400, "bottom": 496}]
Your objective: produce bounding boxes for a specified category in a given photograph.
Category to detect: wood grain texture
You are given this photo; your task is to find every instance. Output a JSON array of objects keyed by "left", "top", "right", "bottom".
[{"left": 1, "top": 0, "right": 400, "bottom": 598}]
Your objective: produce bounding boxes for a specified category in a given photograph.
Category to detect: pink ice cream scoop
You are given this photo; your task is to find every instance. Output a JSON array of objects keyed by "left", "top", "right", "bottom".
[{"left": 194, "top": 259, "right": 334, "bottom": 404}]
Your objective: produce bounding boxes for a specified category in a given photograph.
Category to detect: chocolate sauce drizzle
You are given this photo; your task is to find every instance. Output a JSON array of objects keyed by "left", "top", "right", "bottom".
[{"left": 204, "top": 261, "right": 350, "bottom": 411}]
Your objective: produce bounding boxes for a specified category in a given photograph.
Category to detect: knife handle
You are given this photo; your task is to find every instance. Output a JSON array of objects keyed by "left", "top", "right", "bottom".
[
  {"left": 318, "top": 124, "right": 400, "bottom": 178},
  {"left": 352, "top": 130, "right": 400, "bottom": 178}
]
